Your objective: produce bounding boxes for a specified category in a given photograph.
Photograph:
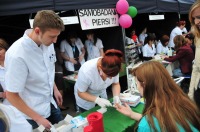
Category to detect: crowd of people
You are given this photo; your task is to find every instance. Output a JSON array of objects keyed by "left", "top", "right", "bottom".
[{"left": 0, "top": 0, "right": 200, "bottom": 131}]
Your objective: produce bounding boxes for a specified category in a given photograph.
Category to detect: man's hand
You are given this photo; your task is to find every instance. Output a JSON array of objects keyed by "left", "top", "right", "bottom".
[
  {"left": 54, "top": 87, "right": 63, "bottom": 106},
  {"left": 35, "top": 116, "right": 52, "bottom": 130}
]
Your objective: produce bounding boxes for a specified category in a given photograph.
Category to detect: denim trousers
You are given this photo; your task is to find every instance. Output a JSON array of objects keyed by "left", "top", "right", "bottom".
[{"left": 27, "top": 103, "right": 63, "bottom": 129}]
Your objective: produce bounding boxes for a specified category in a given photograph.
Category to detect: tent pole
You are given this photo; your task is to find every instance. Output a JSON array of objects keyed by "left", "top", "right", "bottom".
[{"left": 121, "top": 27, "right": 127, "bottom": 65}]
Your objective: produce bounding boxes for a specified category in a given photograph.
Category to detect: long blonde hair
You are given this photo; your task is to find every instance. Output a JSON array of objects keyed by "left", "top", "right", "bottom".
[
  {"left": 189, "top": 0, "right": 200, "bottom": 41},
  {"left": 133, "top": 61, "right": 200, "bottom": 131}
]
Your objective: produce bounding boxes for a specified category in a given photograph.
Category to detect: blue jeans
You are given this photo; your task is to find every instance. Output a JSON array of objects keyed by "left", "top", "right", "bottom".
[
  {"left": 27, "top": 103, "right": 63, "bottom": 129},
  {"left": 173, "top": 68, "right": 184, "bottom": 77}
]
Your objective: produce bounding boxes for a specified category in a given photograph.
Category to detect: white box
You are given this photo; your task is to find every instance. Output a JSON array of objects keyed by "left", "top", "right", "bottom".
[{"left": 120, "top": 94, "right": 141, "bottom": 107}]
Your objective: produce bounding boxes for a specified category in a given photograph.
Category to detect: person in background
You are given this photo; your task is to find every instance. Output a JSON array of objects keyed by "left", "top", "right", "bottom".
[
  {"left": 85, "top": 31, "right": 104, "bottom": 61},
  {"left": 54, "top": 46, "right": 68, "bottom": 110},
  {"left": 168, "top": 21, "right": 186, "bottom": 48},
  {"left": 162, "top": 35, "right": 194, "bottom": 77},
  {"left": 138, "top": 28, "right": 148, "bottom": 60},
  {"left": 125, "top": 36, "right": 135, "bottom": 46},
  {"left": 156, "top": 35, "right": 169, "bottom": 55},
  {"left": 5, "top": 10, "right": 65, "bottom": 130},
  {"left": 0, "top": 38, "right": 9, "bottom": 100},
  {"left": 182, "top": 27, "right": 188, "bottom": 35},
  {"left": 60, "top": 32, "right": 85, "bottom": 73},
  {"left": 188, "top": 0, "right": 200, "bottom": 109},
  {"left": 139, "top": 28, "right": 148, "bottom": 45},
  {"left": 74, "top": 49, "right": 123, "bottom": 112},
  {"left": 185, "top": 33, "right": 195, "bottom": 54},
  {"left": 130, "top": 29, "right": 143, "bottom": 48},
  {"left": 0, "top": 103, "right": 32, "bottom": 132},
  {"left": 142, "top": 34, "right": 156, "bottom": 61},
  {"left": 131, "top": 29, "right": 138, "bottom": 43},
  {"left": 116, "top": 61, "right": 200, "bottom": 131}
]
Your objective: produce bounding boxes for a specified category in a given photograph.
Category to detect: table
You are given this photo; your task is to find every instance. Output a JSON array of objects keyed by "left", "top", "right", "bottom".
[
  {"left": 80, "top": 102, "right": 144, "bottom": 132},
  {"left": 153, "top": 55, "right": 179, "bottom": 76}
]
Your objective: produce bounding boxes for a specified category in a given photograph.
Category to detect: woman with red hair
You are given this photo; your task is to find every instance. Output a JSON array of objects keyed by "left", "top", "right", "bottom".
[
  {"left": 168, "top": 21, "right": 186, "bottom": 48},
  {"left": 74, "top": 49, "right": 123, "bottom": 112}
]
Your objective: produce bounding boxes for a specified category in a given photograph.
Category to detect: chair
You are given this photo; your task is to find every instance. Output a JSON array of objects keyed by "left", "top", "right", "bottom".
[
  {"left": 174, "top": 77, "right": 185, "bottom": 85},
  {"left": 173, "top": 75, "right": 191, "bottom": 94}
]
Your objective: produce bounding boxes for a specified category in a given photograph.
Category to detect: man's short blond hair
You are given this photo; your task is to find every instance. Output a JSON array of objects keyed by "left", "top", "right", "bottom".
[{"left": 33, "top": 10, "right": 65, "bottom": 32}]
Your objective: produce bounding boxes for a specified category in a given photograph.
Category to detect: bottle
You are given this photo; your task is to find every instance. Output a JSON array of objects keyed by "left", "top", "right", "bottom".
[{"left": 168, "top": 48, "right": 172, "bottom": 57}]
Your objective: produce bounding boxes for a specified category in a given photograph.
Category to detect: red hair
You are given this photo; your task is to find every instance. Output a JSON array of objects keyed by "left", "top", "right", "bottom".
[
  {"left": 176, "top": 21, "right": 186, "bottom": 27},
  {"left": 101, "top": 49, "right": 123, "bottom": 77}
]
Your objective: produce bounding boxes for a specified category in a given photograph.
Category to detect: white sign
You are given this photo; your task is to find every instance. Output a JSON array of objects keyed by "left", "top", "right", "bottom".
[
  {"left": 61, "top": 16, "right": 79, "bottom": 25},
  {"left": 29, "top": 16, "right": 79, "bottom": 28},
  {"left": 149, "top": 15, "right": 165, "bottom": 20},
  {"left": 78, "top": 8, "right": 119, "bottom": 30}
]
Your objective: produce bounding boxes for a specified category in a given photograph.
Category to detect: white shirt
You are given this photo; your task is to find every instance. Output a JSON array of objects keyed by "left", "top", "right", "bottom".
[
  {"left": 0, "top": 65, "right": 5, "bottom": 90},
  {"left": 125, "top": 36, "right": 135, "bottom": 45},
  {"left": 139, "top": 33, "right": 147, "bottom": 53},
  {"left": 139, "top": 33, "right": 147, "bottom": 45},
  {"left": 168, "top": 27, "right": 183, "bottom": 48},
  {"left": 74, "top": 58, "right": 119, "bottom": 110},
  {"left": 182, "top": 27, "right": 188, "bottom": 34},
  {"left": 156, "top": 41, "right": 169, "bottom": 54},
  {"left": 0, "top": 104, "right": 32, "bottom": 132},
  {"left": 143, "top": 44, "right": 156, "bottom": 57},
  {"left": 85, "top": 38, "right": 103, "bottom": 61},
  {"left": 60, "top": 38, "right": 85, "bottom": 71},
  {"left": 5, "top": 29, "right": 57, "bottom": 119}
]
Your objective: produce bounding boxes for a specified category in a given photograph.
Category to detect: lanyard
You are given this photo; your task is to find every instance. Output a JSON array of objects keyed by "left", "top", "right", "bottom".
[
  {"left": 72, "top": 45, "right": 75, "bottom": 53},
  {"left": 89, "top": 41, "right": 94, "bottom": 58}
]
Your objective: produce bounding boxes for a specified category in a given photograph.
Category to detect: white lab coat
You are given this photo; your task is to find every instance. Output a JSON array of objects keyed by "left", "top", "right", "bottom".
[
  {"left": 143, "top": 44, "right": 156, "bottom": 57},
  {"left": 60, "top": 38, "right": 85, "bottom": 71},
  {"left": 5, "top": 29, "right": 57, "bottom": 119},
  {"left": 168, "top": 27, "right": 182, "bottom": 48},
  {"left": 0, "top": 65, "right": 5, "bottom": 90},
  {"left": 0, "top": 104, "right": 32, "bottom": 132},
  {"left": 85, "top": 38, "right": 104, "bottom": 61},
  {"left": 74, "top": 58, "right": 119, "bottom": 110},
  {"left": 156, "top": 41, "right": 169, "bottom": 54}
]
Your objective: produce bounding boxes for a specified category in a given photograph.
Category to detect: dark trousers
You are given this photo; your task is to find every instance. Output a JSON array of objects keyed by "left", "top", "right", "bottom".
[
  {"left": 27, "top": 103, "right": 63, "bottom": 129},
  {"left": 78, "top": 106, "right": 87, "bottom": 113}
]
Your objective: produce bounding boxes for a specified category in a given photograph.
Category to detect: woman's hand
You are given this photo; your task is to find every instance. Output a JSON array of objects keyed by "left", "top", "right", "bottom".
[
  {"left": 79, "top": 54, "right": 84, "bottom": 62},
  {"left": 161, "top": 55, "right": 168, "bottom": 59},
  {"left": 115, "top": 103, "right": 142, "bottom": 121},
  {"left": 115, "top": 103, "right": 132, "bottom": 117},
  {"left": 69, "top": 58, "right": 78, "bottom": 64}
]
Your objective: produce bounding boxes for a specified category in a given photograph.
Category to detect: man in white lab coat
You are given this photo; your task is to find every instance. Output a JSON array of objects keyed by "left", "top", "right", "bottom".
[{"left": 4, "top": 10, "right": 65, "bottom": 130}]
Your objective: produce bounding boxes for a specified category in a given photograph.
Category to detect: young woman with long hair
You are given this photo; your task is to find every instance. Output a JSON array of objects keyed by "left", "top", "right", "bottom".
[
  {"left": 116, "top": 61, "right": 200, "bottom": 131},
  {"left": 188, "top": 0, "right": 200, "bottom": 109}
]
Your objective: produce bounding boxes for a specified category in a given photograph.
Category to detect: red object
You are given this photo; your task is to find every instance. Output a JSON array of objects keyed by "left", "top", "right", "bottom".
[
  {"left": 84, "top": 126, "right": 93, "bottom": 132},
  {"left": 132, "top": 35, "right": 138, "bottom": 42},
  {"left": 87, "top": 112, "right": 104, "bottom": 132}
]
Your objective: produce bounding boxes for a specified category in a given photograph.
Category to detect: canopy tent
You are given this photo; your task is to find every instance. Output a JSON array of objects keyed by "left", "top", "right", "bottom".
[{"left": 0, "top": 0, "right": 195, "bottom": 16}]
